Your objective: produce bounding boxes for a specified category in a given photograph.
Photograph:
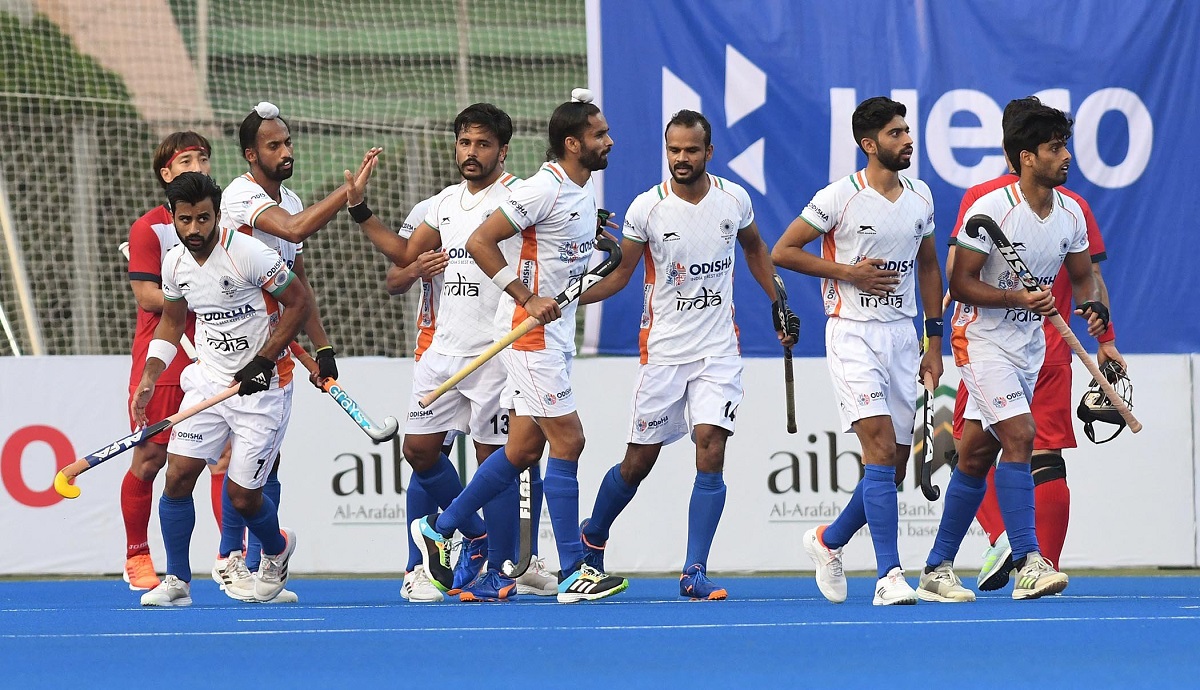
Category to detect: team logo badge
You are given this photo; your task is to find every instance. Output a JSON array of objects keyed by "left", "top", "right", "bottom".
[
  {"left": 543, "top": 393, "right": 557, "bottom": 407},
  {"left": 636, "top": 419, "right": 648, "bottom": 432},
  {"left": 992, "top": 396, "right": 1007, "bottom": 409},
  {"left": 997, "top": 270, "right": 1020, "bottom": 290},
  {"left": 220, "top": 275, "right": 237, "bottom": 297},
  {"left": 666, "top": 261, "right": 686, "bottom": 286}
]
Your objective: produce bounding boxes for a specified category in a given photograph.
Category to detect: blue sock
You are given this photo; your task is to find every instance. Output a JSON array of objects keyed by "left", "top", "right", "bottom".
[
  {"left": 684, "top": 471, "right": 726, "bottom": 571},
  {"left": 823, "top": 480, "right": 866, "bottom": 549},
  {"left": 529, "top": 463, "right": 543, "bottom": 556},
  {"left": 243, "top": 495, "right": 285, "bottom": 555},
  {"left": 585, "top": 463, "right": 638, "bottom": 544},
  {"left": 219, "top": 476, "right": 246, "bottom": 558},
  {"left": 544, "top": 457, "right": 584, "bottom": 573},
  {"left": 405, "top": 475, "right": 438, "bottom": 571},
  {"left": 926, "top": 470, "right": 987, "bottom": 569},
  {"left": 995, "top": 462, "right": 1038, "bottom": 562},
  {"left": 159, "top": 495, "right": 195, "bottom": 581},
  {"left": 862, "top": 464, "right": 899, "bottom": 578},
  {"left": 482, "top": 476, "right": 520, "bottom": 568},
  {"left": 245, "top": 472, "right": 281, "bottom": 571},
  {"left": 433, "top": 449, "right": 517, "bottom": 538}
]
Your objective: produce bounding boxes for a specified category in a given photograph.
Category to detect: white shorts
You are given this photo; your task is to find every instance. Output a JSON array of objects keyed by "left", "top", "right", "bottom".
[
  {"left": 627, "top": 356, "right": 743, "bottom": 445},
  {"left": 826, "top": 318, "right": 919, "bottom": 445},
  {"left": 499, "top": 349, "right": 575, "bottom": 418},
  {"left": 958, "top": 358, "right": 1039, "bottom": 432},
  {"left": 167, "top": 363, "right": 292, "bottom": 490},
  {"left": 406, "top": 350, "right": 507, "bottom": 444}
]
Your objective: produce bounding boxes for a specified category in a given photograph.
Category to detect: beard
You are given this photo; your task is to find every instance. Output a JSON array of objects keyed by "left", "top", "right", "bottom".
[
  {"left": 458, "top": 156, "right": 498, "bottom": 182},
  {"left": 877, "top": 147, "right": 912, "bottom": 172},
  {"left": 262, "top": 159, "right": 294, "bottom": 182},
  {"left": 670, "top": 162, "right": 706, "bottom": 186},
  {"left": 579, "top": 146, "right": 609, "bottom": 172}
]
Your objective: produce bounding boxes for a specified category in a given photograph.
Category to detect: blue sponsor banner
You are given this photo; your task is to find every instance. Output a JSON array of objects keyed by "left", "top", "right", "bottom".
[{"left": 591, "top": 0, "right": 1197, "bottom": 356}]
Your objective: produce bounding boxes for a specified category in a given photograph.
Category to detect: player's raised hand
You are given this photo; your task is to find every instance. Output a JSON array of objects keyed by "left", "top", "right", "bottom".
[
  {"left": 345, "top": 147, "right": 383, "bottom": 206},
  {"left": 416, "top": 249, "right": 449, "bottom": 280},
  {"left": 847, "top": 258, "right": 900, "bottom": 296}
]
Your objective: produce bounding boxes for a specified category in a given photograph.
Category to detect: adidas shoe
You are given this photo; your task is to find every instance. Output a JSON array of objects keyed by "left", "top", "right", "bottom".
[
  {"left": 679, "top": 564, "right": 727, "bottom": 601},
  {"left": 917, "top": 561, "right": 976, "bottom": 602},
  {"left": 254, "top": 528, "right": 296, "bottom": 602},
  {"left": 212, "top": 550, "right": 256, "bottom": 602},
  {"left": 411, "top": 515, "right": 454, "bottom": 592},
  {"left": 873, "top": 567, "right": 918, "bottom": 606},
  {"left": 580, "top": 518, "right": 606, "bottom": 572},
  {"left": 124, "top": 554, "right": 161, "bottom": 591},
  {"left": 557, "top": 563, "right": 628, "bottom": 603},
  {"left": 1012, "top": 552, "right": 1068, "bottom": 600},
  {"left": 978, "top": 531, "right": 1014, "bottom": 591},
  {"left": 459, "top": 569, "right": 517, "bottom": 602},
  {"left": 803, "top": 526, "right": 847, "bottom": 603},
  {"left": 450, "top": 534, "right": 488, "bottom": 594},
  {"left": 401, "top": 569, "right": 444, "bottom": 603},
  {"left": 515, "top": 556, "right": 558, "bottom": 596},
  {"left": 140, "top": 574, "right": 192, "bottom": 607}
]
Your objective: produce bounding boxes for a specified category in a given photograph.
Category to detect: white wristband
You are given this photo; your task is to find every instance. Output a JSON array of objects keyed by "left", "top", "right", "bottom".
[
  {"left": 491, "top": 266, "right": 519, "bottom": 291},
  {"left": 146, "top": 338, "right": 178, "bottom": 369}
]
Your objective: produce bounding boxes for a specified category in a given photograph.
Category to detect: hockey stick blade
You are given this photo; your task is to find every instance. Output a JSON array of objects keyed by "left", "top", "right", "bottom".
[
  {"left": 419, "top": 235, "right": 623, "bottom": 409},
  {"left": 772, "top": 274, "right": 798, "bottom": 434},
  {"left": 289, "top": 342, "right": 399, "bottom": 443},
  {"left": 963, "top": 214, "right": 1140, "bottom": 433},
  {"left": 917, "top": 373, "right": 940, "bottom": 500},
  {"left": 502, "top": 469, "right": 535, "bottom": 578},
  {"left": 55, "top": 384, "right": 239, "bottom": 498}
]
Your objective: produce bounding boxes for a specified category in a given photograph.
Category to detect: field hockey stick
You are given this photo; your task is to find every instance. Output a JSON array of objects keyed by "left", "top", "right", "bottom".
[
  {"left": 502, "top": 469, "right": 536, "bottom": 578},
  {"left": 119, "top": 241, "right": 198, "bottom": 361},
  {"left": 418, "top": 232, "right": 624, "bottom": 409},
  {"left": 916, "top": 371, "right": 940, "bottom": 500},
  {"left": 54, "top": 384, "right": 240, "bottom": 498},
  {"left": 771, "top": 273, "right": 797, "bottom": 433},
  {"left": 964, "top": 214, "right": 1140, "bottom": 432},
  {"left": 288, "top": 342, "right": 399, "bottom": 443}
]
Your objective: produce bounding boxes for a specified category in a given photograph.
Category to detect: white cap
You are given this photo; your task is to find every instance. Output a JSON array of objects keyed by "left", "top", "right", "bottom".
[
  {"left": 254, "top": 101, "right": 280, "bottom": 119},
  {"left": 570, "top": 88, "right": 594, "bottom": 104}
]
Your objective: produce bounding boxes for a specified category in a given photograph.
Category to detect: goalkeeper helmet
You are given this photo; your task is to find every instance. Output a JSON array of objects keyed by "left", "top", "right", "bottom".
[{"left": 1076, "top": 360, "right": 1133, "bottom": 444}]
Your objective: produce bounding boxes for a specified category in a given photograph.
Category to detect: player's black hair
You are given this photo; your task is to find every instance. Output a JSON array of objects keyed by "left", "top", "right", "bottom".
[
  {"left": 165, "top": 172, "right": 223, "bottom": 213},
  {"left": 239, "top": 110, "right": 291, "bottom": 161},
  {"left": 1003, "top": 104, "right": 1074, "bottom": 171},
  {"left": 455, "top": 103, "right": 513, "bottom": 146},
  {"left": 665, "top": 109, "right": 712, "bottom": 147},
  {"left": 1001, "top": 96, "right": 1044, "bottom": 169},
  {"left": 153, "top": 132, "right": 211, "bottom": 189},
  {"left": 851, "top": 97, "right": 907, "bottom": 153},
  {"left": 545, "top": 100, "right": 602, "bottom": 161}
]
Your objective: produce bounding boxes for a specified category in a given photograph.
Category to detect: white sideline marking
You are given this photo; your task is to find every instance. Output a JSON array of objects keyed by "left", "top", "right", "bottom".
[
  {"left": 236, "top": 617, "right": 325, "bottom": 622},
  {"left": 5, "top": 614, "right": 1200, "bottom": 639}
]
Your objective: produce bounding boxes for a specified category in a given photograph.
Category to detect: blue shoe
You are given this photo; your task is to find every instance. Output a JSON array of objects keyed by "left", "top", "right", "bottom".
[
  {"left": 458, "top": 568, "right": 517, "bottom": 602},
  {"left": 580, "top": 518, "right": 606, "bottom": 572},
  {"left": 679, "top": 563, "right": 727, "bottom": 601},
  {"left": 410, "top": 515, "right": 454, "bottom": 592},
  {"left": 450, "top": 533, "right": 488, "bottom": 594}
]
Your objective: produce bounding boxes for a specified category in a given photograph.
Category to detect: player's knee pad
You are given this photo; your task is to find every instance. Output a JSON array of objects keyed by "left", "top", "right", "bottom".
[{"left": 1030, "top": 452, "right": 1066, "bottom": 485}]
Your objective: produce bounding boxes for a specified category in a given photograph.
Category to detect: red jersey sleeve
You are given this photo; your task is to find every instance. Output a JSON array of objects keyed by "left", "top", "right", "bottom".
[{"left": 128, "top": 206, "right": 165, "bottom": 283}]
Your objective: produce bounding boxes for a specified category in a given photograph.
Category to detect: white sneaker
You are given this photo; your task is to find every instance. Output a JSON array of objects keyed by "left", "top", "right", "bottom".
[
  {"left": 401, "top": 568, "right": 444, "bottom": 603},
  {"left": 212, "top": 550, "right": 256, "bottom": 602},
  {"left": 977, "top": 531, "right": 1014, "bottom": 591},
  {"left": 256, "top": 588, "right": 298, "bottom": 604},
  {"left": 140, "top": 574, "right": 192, "bottom": 607},
  {"left": 1012, "top": 552, "right": 1068, "bottom": 600},
  {"left": 255, "top": 528, "right": 296, "bottom": 602},
  {"left": 917, "top": 562, "right": 976, "bottom": 602},
  {"left": 802, "top": 526, "right": 847, "bottom": 603},
  {"left": 515, "top": 556, "right": 558, "bottom": 596},
  {"left": 873, "top": 567, "right": 918, "bottom": 606}
]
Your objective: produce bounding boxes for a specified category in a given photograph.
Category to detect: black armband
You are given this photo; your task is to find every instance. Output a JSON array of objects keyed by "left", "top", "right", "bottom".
[
  {"left": 349, "top": 202, "right": 373, "bottom": 224},
  {"left": 924, "top": 317, "right": 944, "bottom": 338}
]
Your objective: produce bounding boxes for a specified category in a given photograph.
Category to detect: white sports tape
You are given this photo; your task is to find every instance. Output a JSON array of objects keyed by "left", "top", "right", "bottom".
[
  {"left": 491, "top": 266, "right": 519, "bottom": 291},
  {"left": 146, "top": 338, "right": 178, "bottom": 369}
]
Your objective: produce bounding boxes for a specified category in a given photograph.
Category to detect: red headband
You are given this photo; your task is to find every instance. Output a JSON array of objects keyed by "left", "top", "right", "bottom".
[{"left": 164, "top": 145, "right": 208, "bottom": 169}]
